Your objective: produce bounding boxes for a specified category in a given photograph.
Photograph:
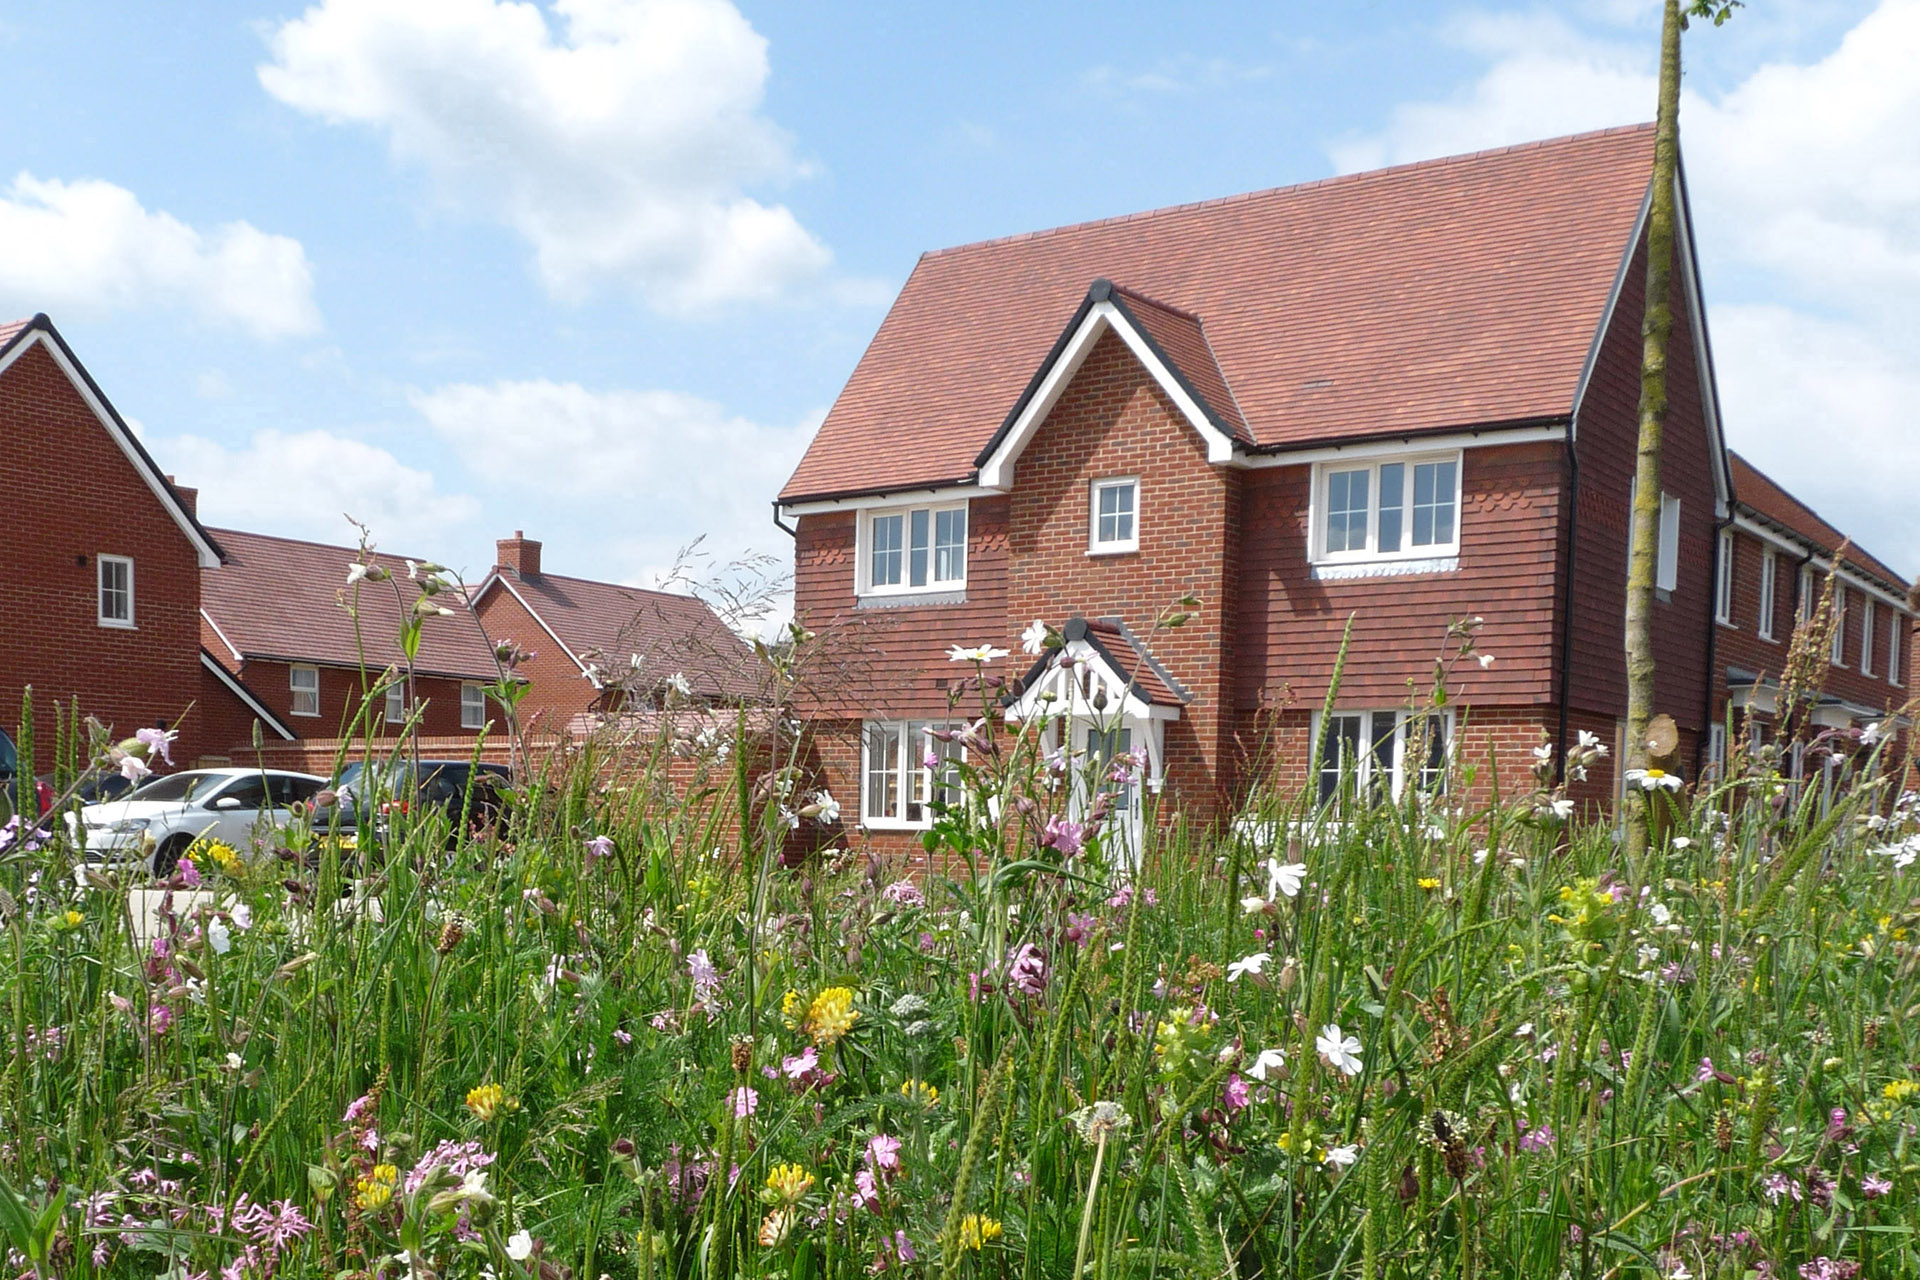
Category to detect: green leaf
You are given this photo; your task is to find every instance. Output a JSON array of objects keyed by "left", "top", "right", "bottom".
[{"left": 0, "top": 1173, "right": 36, "bottom": 1257}]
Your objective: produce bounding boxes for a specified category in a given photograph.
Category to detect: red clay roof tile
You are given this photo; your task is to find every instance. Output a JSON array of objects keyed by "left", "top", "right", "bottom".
[
  {"left": 1729, "top": 453, "right": 1910, "bottom": 593},
  {"left": 781, "top": 125, "right": 1657, "bottom": 501}
]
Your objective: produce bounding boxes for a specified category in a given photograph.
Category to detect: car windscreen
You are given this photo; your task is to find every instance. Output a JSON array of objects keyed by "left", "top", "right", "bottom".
[{"left": 126, "top": 772, "right": 227, "bottom": 804}]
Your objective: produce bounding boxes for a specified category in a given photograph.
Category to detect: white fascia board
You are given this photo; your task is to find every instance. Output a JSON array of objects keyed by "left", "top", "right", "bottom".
[
  {"left": 0, "top": 330, "right": 223, "bottom": 568},
  {"left": 1730, "top": 515, "right": 1912, "bottom": 614},
  {"left": 488, "top": 574, "right": 589, "bottom": 675},
  {"left": 978, "top": 300, "right": 1236, "bottom": 490},
  {"left": 1002, "top": 639, "right": 1181, "bottom": 724},
  {"left": 779, "top": 483, "right": 995, "bottom": 519},
  {"left": 1674, "top": 171, "right": 1734, "bottom": 520},
  {"left": 199, "top": 609, "right": 244, "bottom": 664},
  {"left": 1568, "top": 185, "right": 1652, "bottom": 446},
  {"left": 1237, "top": 423, "right": 1564, "bottom": 470},
  {"left": 199, "top": 651, "right": 297, "bottom": 740}
]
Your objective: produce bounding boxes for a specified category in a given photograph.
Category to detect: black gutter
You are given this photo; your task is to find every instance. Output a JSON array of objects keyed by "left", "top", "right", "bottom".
[
  {"left": 1553, "top": 420, "right": 1580, "bottom": 785},
  {"left": 1238, "top": 413, "right": 1571, "bottom": 459},
  {"left": 771, "top": 501, "right": 796, "bottom": 539},
  {"left": 774, "top": 476, "right": 980, "bottom": 509}
]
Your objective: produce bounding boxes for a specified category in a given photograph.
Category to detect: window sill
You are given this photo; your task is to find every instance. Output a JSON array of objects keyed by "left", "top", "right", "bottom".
[
  {"left": 97, "top": 620, "right": 137, "bottom": 630},
  {"left": 856, "top": 589, "right": 967, "bottom": 609},
  {"left": 861, "top": 819, "right": 933, "bottom": 833},
  {"left": 290, "top": 710, "right": 321, "bottom": 719},
  {"left": 1087, "top": 544, "right": 1138, "bottom": 558},
  {"left": 1311, "top": 555, "right": 1459, "bottom": 581}
]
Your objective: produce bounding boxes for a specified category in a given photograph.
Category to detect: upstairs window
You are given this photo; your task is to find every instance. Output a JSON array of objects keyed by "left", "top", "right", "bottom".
[
  {"left": 1656, "top": 494, "right": 1681, "bottom": 596},
  {"left": 1715, "top": 530, "right": 1735, "bottom": 625},
  {"left": 1757, "top": 547, "right": 1777, "bottom": 641},
  {"left": 1861, "top": 596, "right": 1875, "bottom": 676},
  {"left": 1798, "top": 565, "right": 1816, "bottom": 624},
  {"left": 289, "top": 665, "right": 320, "bottom": 717},
  {"left": 1890, "top": 614, "right": 1903, "bottom": 686},
  {"left": 1313, "top": 453, "right": 1460, "bottom": 563},
  {"left": 97, "top": 555, "right": 134, "bottom": 628},
  {"left": 461, "top": 683, "right": 488, "bottom": 729},
  {"left": 1830, "top": 584, "right": 1847, "bottom": 666},
  {"left": 1089, "top": 477, "right": 1138, "bottom": 554},
  {"left": 863, "top": 503, "right": 967, "bottom": 595}
]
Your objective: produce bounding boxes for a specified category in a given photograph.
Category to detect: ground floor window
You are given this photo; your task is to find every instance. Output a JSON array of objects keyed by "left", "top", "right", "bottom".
[
  {"left": 1314, "top": 709, "right": 1450, "bottom": 804},
  {"left": 461, "top": 683, "right": 488, "bottom": 729},
  {"left": 862, "top": 720, "right": 964, "bottom": 829}
]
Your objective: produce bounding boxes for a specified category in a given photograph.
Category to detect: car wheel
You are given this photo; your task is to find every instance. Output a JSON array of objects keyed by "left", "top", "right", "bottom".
[{"left": 152, "top": 834, "right": 192, "bottom": 878}]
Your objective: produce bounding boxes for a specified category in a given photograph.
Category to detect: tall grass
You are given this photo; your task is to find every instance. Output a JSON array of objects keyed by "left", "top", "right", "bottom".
[{"left": 2, "top": 652, "right": 1918, "bottom": 1280}]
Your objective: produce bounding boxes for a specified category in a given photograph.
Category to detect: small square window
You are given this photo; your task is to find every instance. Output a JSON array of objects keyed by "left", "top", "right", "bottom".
[
  {"left": 97, "top": 555, "right": 134, "bottom": 628},
  {"left": 289, "top": 666, "right": 320, "bottom": 717},
  {"left": 1089, "top": 478, "right": 1138, "bottom": 553},
  {"left": 461, "top": 683, "right": 488, "bottom": 729}
]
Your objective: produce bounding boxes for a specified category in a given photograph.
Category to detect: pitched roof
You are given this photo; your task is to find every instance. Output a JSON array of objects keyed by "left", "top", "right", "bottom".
[
  {"left": 1009, "top": 616, "right": 1191, "bottom": 713},
  {"left": 781, "top": 125, "right": 1657, "bottom": 502},
  {"left": 0, "top": 314, "right": 224, "bottom": 566},
  {"left": 201, "top": 528, "right": 502, "bottom": 680},
  {"left": 1729, "top": 453, "right": 1910, "bottom": 595},
  {"left": 481, "top": 570, "right": 763, "bottom": 702}
]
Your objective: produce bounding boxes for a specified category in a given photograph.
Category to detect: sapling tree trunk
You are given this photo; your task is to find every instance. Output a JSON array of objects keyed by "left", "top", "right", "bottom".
[{"left": 1624, "top": 0, "right": 1737, "bottom": 862}]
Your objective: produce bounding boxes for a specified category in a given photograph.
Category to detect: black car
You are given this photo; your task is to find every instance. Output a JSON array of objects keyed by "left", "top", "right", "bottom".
[
  {"left": 39, "top": 768, "right": 135, "bottom": 806},
  {"left": 314, "top": 759, "right": 512, "bottom": 847}
]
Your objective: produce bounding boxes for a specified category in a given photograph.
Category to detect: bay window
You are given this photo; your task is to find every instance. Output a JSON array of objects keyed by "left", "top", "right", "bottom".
[
  {"left": 862, "top": 503, "right": 967, "bottom": 595},
  {"left": 862, "top": 720, "right": 965, "bottom": 828},
  {"left": 1313, "top": 453, "right": 1461, "bottom": 563}
]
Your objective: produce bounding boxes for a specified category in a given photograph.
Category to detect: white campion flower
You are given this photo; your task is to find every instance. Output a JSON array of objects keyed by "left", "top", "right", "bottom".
[
  {"left": 505, "top": 1230, "right": 534, "bottom": 1261},
  {"left": 118, "top": 754, "right": 151, "bottom": 784},
  {"left": 1531, "top": 743, "right": 1554, "bottom": 763},
  {"left": 1577, "top": 730, "right": 1607, "bottom": 754},
  {"left": 1020, "top": 619, "right": 1049, "bottom": 655},
  {"left": 1225, "top": 951, "right": 1271, "bottom": 982},
  {"left": 1248, "top": 1047, "right": 1288, "bottom": 1080},
  {"left": 1648, "top": 901, "right": 1672, "bottom": 927},
  {"left": 206, "top": 917, "right": 233, "bottom": 955},
  {"left": 1321, "top": 1144, "right": 1359, "bottom": 1169},
  {"left": 813, "top": 791, "right": 841, "bottom": 826},
  {"left": 1239, "top": 895, "right": 1271, "bottom": 915},
  {"left": 1315, "top": 1023, "right": 1364, "bottom": 1077},
  {"left": 1861, "top": 721, "right": 1885, "bottom": 745},
  {"left": 346, "top": 562, "right": 369, "bottom": 585},
  {"left": 1265, "top": 859, "right": 1306, "bottom": 900},
  {"left": 666, "top": 672, "right": 693, "bottom": 698},
  {"left": 1476, "top": 653, "right": 1495, "bottom": 668},
  {"left": 231, "top": 902, "right": 254, "bottom": 930},
  {"left": 1550, "top": 798, "right": 1576, "bottom": 821},
  {"left": 947, "top": 643, "right": 1010, "bottom": 663}
]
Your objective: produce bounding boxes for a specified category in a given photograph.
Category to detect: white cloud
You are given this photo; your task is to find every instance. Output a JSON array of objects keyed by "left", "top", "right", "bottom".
[
  {"left": 1330, "top": 1, "right": 1920, "bottom": 578},
  {"left": 0, "top": 174, "right": 320, "bottom": 338},
  {"left": 412, "top": 377, "right": 814, "bottom": 591},
  {"left": 258, "top": 0, "right": 831, "bottom": 311},
  {"left": 156, "top": 428, "right": 480, "bottom": 550}
]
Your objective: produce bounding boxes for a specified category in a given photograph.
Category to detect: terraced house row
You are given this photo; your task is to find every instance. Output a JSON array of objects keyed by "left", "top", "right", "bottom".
[
  {"left": 0, "top": 315, "right": 754, "bottom": 773},
  {"left": 775, "top": 125, "right": 1915, "bottom": 854}
]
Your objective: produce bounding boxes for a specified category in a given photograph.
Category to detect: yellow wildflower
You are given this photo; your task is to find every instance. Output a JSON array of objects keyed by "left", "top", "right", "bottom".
[
  {"left": 805, "top": 987, "right": 860, "bottom": 1046},
  {"left": 900, "top": 1079, "right": 939, "bottom": 1106},
  {"left": 355, "top": 1163, "right": 399, "bottom": 1211},
  {"left": 198, "top": 841, "right": 243, "bottom": 875},
  {"left": 1417, "top": 877, "right": 1442, "bottom": 891},
  {"left": 781, "top": 989, "right": 805, "bottom": 1028},
  {"left": 763, "top": 1163, "right": 814, "bottom": 1206},
  {"left": 958, "top": 1214, "right": 1002, "bottom": 1251},
  {"left": 1882, "top": 1079, "right": 1919, "bottom": 1104},
  {"left": 465, "top": 1083, "right": 517, "bottom": 1122},
  {"left": 61, "top": 910, "right": 84, "bottom": 929}
]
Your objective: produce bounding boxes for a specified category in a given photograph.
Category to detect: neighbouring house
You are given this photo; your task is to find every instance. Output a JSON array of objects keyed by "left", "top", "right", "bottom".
[
  {"left": 1710, "top": 454, "right": 1912, "bottom": 781},
  {"left": 469, "top": 532, "right": 764, "bottom": 734},
  {"left": 0, "top": 314, "right": 224, "bottom": 769},
  {"left": 774, "top": 125, "right": 1913, "bottom": 854},
  {"left": 198, "top": 527, "right": 505, "bottom": 767}
]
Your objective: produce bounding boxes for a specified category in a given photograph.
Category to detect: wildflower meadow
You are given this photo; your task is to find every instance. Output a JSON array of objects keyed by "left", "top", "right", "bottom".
[{"left": 3, "top": 602, "right": 1920, "bottom": 1280}]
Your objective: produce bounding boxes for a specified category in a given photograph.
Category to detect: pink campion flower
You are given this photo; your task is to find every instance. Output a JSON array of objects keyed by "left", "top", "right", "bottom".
[
  {"left": 1063, "top": 912, "right": 1098, "bottom": 946},
  {"left": 688, "top": 950, "right": 723, "bottom": 1006},
  {"left": 1861, "top": 1173, "right": 1893, "bottom": 1199},
  {"left": 1517, "top": 1123, "right": 1555, "bottom": 1153},
  {"left": 1798, "top": 1259, "right": 1862, "bottom": 1280},
  {"left": 851, "top": 1167, "right": 881, "bottom": 1211},
  {"left": 135, "top": 726, "right": 177, "bottom": 766},
  {"left": 865, "top": 1134, "right": 902, "bottom": 1174},
  {"left": 148, "top": 1006, "right": 173, "bottom": 1036},
  {"left": 1220, "top": 1073, "right": 1251, "bottom": 1112},
  {"left": 880, "top": 880, "right": 925, "bottom": 907},
  {"left": 177, "top": 857, "right": 202, "bottom": 888},
  {"left": 1760, "top": 1172, "right": 1801, "bottom": 1204},
  {"left": 1041, "top": 817, "right": 1085, "bottom": 857},
  {"left": 1006, "top": 943, "right": 1048, "bottom": 996},
  {"left": 730, "top": 1087, "right": 759, "bottom": 1118},
  {"left": 613, "top": 1028, "right": 633, "bottom": 1046},
  {"left": 584, "top": 835, "right": 615, "bottom": 869},
  {"left": 343, "top": 1093, "right": 376, "bottom": 1125},
  {"left": 118, "top": 753, "right": 152, "bottom": 784},
  {"left": 782, "top": 1046, "right": 820, "bottom": 1079}
]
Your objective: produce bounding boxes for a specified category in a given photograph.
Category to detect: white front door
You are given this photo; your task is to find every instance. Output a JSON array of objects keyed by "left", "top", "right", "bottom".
[{"left": 1074, "top": 718, "right": 1145, "bottom": 862}]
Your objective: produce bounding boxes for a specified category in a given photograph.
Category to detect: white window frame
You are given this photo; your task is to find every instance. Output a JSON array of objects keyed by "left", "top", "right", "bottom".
[
  {"left": 1889, "top": 614, "right": 1902, "bottom": 686},
  {"left": 1311, "top": 708, "right": 1454, "bottom": 803},
  {"left": 1309, "top": 451, "right": 1463, "bottom": 566},
  {"left": 1088, "top": 476, "right": 1139, "bottom": 555},
  {"left": 1714, "top": 529, "right": 1735, "bottom": 625},
  {"left": 1705, "top": 722, "right": 1727, "bottom": 783},
  {"left": 97, "top": 554, "right": 135, "bottom": 629},
  {"left": 289, "top": 665, "right": 320, "bottom": 717},
  {"left": 1798, "top": 564, "right": 1816, "bottom": 624},
  {"left": 1860, "top": 596, "right": 1875, "bottom": 676},
  {"left": 461, "top": 683, "right": 488, "bottom": 729},
  {"left": 1656, "top": 493, "right": 1681, "bottom": 596},
  {"left": 1830, "top": 583, "right": 1847, "bottom": 667},
  {"left": 385, "top": 682, "right": 407, "bottom": 724},
  {"left": 856, "top": 501, "right": 969, "bottom": 598},
  {"left": 1757, "top": 547, "right": 1777, "bottom": 642},
  {"left": 860, "top": 720, "right": 965, "bottom": 830}
]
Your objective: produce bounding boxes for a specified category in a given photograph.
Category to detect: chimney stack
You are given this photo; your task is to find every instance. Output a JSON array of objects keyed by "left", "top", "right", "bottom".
[
  {"left": 165, "top": 475, "right": 198, "bottom": 518},
  {"left": 497, "top": 530, "right": 541, "bottom": 580}
]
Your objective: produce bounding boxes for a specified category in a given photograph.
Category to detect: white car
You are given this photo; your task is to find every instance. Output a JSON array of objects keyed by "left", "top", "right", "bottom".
[{"left": 72, "top": 767, "right": 328, "bottom": 874}]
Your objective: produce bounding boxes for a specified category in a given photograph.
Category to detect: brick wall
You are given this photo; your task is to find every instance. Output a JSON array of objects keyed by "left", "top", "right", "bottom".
[
  {"left": 471, "top": 582, "right": 601, "bottom": 736},
  {"left": 0, "top": 340, "right": 204, "bottom": 768}
]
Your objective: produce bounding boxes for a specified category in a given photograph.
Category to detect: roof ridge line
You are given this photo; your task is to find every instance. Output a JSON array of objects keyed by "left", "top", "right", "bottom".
[{"left": 922, "top": 123, "right": 1657, "bottom": 261}]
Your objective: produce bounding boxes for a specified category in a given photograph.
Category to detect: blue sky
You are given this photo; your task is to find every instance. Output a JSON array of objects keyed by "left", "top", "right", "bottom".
[{"left": 2, "top": 0, "right": 1913, "bottom": 617}]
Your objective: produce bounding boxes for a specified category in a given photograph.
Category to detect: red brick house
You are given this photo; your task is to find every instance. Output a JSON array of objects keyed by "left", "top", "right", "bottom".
[
  {"left": 469, "top": 532, "right": 763, "bottom": 733},
  {"left": 1709, "top": 454, "right": 1911, "bottom": 779},
  {"left": 775, "top": 125, "right": 1912, "bottom": 852},
  {"left": 0, "top": 314, "right": 225, "bottom": 768},
  {"left": 199, "top": 528, "right": 505, "bottom": 760}
]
